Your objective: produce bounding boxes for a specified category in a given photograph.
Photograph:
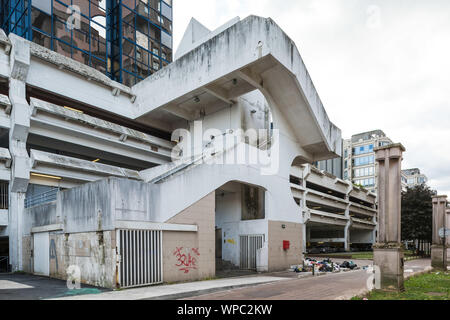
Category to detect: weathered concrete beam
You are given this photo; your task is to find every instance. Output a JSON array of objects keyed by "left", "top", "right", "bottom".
[
  {"left": 115, "top": 221, "right": 198, "bottom": 232},
  {"left": 30, "top": 149, "right": 142, "bottom": 182},
  {"left": 163, "top": 103, "right": 196, "bottom": 121},
  {"left": 204, "top": 85, "right": 235, "bottom": 105},
  {"left": 9, "top": 34, "right": 29, "bottom": 81},
  {"left": 0, "top": 29, "right": 11, "bottom": 54},
  {"left": 235, "top": 69, "right": 264, "bottom": 91}
]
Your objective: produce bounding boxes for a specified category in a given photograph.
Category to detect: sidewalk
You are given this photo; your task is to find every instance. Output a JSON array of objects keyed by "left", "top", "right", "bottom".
[{"left": 50, "top": 275, "right": 288, "bottom": 300}]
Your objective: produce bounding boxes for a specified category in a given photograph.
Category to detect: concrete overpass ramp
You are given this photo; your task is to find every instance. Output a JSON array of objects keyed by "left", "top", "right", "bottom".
[{"left": 132, "top": 16, "right": 341, "bottom": 162}]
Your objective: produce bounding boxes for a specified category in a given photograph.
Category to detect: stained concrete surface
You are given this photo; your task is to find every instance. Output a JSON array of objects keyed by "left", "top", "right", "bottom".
[{"left": 0, "top": 273, "right": 109, "bottom": 300}]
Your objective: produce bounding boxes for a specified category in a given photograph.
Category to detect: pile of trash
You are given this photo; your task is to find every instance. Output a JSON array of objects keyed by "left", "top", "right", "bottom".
[
  {"left": 339, "top": 260, "right": 358, "bottom": 270},
  {"left": 291, "top": 258, "right": 358, "bottom": 273}
]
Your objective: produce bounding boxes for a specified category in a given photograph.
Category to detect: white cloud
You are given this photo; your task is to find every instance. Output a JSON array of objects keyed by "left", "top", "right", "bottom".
[{"left": 173, "top": 0, "right": 450, "bottom": 195}]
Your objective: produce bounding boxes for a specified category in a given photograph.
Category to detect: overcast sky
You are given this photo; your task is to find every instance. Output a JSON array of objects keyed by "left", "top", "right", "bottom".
[{"left": 173, "top": 0, "right": 450, "bottom": 196}]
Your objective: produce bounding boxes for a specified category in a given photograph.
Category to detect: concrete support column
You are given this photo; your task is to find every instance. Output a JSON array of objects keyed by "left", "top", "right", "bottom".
[
  {"left": 344, "top": 202, "right": 351, "bottom": 252},
  {"left": 8, "top": 192, "right": 26, "bottom": 271},
  {"left": 344, "top": 221, "right": 351, "bottom": 252},
  {"left": 301, "top": 190, "right": 309, "bottom": 254},
  {"left": 447, "top": 208, "right": 450, "bottom": 246},
  {"left": 373, "top": 143, "right": 405, "bottom": 292},
  {"left": 431, "top": 195, "right": 448, "bottom": 270},
  {"left": 8, "top": 34, "right": 31, "bottom": 271},
  {"left": 447, "top": 208, "right": 450, "bottom": 263},
  {"left": 372, "top": 216, "right": 378, "bottom": 245},
  {"left": 302, "top": 222, "right": 307, "bottom": 254}
]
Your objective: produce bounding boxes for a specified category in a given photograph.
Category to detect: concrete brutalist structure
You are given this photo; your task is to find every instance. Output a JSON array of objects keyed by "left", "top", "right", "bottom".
[
  {"left": 373, "top": 143, "right": 405, "bottom": 292},
  {"left": 431, "top": 195, "right": 448, "bottom": 270},
  {"left": 291, "top": 164, "right": 377, "bottom": 253},
  {"left": 0, "top": 16, "right": 356, "bottom": 288}
]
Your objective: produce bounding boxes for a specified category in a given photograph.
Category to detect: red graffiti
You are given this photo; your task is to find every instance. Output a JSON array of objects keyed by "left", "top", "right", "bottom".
[{"left": 173, "top": 247, "right": 200, "bottom": 273}]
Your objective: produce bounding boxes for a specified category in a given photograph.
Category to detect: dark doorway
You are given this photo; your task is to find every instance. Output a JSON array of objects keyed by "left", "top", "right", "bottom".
[
  {"left": 215, "top": 228, "right": 222, "bottom": 259},
  {"left": 215, "top": 228, "right": 222, "bottom": 264},
  {"left": 0, "top": 237, "right": 9, "bottom": 273}
]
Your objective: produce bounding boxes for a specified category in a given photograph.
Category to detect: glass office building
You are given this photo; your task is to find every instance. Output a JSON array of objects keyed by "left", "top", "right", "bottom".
[{"left": 0, "top": 0, "right": 173, "bottom": 86}]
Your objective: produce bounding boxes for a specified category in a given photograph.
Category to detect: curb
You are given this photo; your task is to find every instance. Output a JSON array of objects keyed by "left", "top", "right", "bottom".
[
  {"left": 404, "top": 266, "right": 433, "bottom": 280},
  {"left": 143, "top": 280, "right": 284, "bottom": 300}
]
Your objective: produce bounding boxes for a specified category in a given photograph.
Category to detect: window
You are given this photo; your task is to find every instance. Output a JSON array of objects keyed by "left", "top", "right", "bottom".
[
  {"left": 354, "top": 178, "right": 375, "bottom": 187},
  {"left": 0, "top": 181, "right": 8, "bottom": 209},
  {"left": 353, "top": 144, "right": 374, "bottom": 156},
  {"left": 354, "top": 166, "right": 374, "bottom": 178},
  {"left": 353, "top": 155, "right": 375, "bottom": 167}
]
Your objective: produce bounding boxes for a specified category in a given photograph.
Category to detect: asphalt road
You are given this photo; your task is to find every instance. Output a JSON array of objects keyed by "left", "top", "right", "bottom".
[
  {"left": 0, "top": 273, "right": 108, "bottom": 300},
  {"left": 182, "top": 259, "right": 431, "bottom": 300}
]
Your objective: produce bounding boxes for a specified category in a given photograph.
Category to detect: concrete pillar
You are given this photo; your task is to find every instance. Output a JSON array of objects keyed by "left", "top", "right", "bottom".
[
  {"left": 344, "top": 201, "right": 351, "bottom": 251},
  {"left": 431, "top": 195, "right": 447, "bottom": 270},
  {"left": 447, "top": 208, "right": 450, "bottom": 263},
  {"left": 344, "top": 221, "right": 351, "bottom": 252},
  {"left": 8, "top": 34, "right": 31, "bottom": 271},
  {"left": 372, "top": 216, "right": 378, "bottom": 245},
  {"left": 447, "top": 208, "right": 450, "bottom": 245},
  {"left": 373, "top": 143, "right": 405, "bottom": 291},
  {"left": 302, "top": 223, "right": 307, "bottom": 254}
]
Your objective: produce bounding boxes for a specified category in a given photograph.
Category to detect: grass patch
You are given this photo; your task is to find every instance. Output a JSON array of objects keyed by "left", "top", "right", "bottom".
[
  {"left": 307, "top": 252, "right": 374, "bottom": 260},
  {"left": 354, "top": 271, "right": 450, "bottom": 300},
  {"left": 309, "top": 250, "right": 421, "bottom": 261},
  {"left": 350, "top": 252, "right": 373, "bottom": 260}
]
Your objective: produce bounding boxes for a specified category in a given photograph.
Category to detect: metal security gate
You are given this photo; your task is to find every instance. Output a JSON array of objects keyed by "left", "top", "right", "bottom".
[
  {"left": 240, "top": 235, "right": 264, "bottom": 270},
  {"left": 117, "top": 229, "right": 163, "bottom": 288}
]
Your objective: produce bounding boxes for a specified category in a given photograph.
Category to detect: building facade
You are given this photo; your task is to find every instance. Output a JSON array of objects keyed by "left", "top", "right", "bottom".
[
  {"left": 342, "top": 130, "right": 393, "bottom": 193},
  {"left": 314, "top": 148, "right": 343, "bottom": 179},
  {"left": 401, "top": 168, "right": 428, "bottom": 189},
  {"left": 0, "top": 14, "right": 363, "bottom": 288},
  {"left": 0, "top": 0, "right": 173, "bottom": 86}
]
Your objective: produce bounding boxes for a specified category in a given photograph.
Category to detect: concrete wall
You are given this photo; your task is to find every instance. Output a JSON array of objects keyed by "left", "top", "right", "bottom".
[
  {"left": 268, "top": 221, "right": 303, "bottom": 271},
  {"left": 61, "top": 178, "right": 154, "bottom": 233},
  {"left": 23, "top": 202, "right": 58, "bottom": 234},
  {"left": 49, "top": 231, "right": 116, "bottom": 288},
  {"left": 162, "top": 192, "right": 215, "bottom": 283},
  {"left": 22, "top": 235, "right": 32, "bottom": 273},
  {"left": 22, "top": 229, "right": 116, "bottom": 288}
]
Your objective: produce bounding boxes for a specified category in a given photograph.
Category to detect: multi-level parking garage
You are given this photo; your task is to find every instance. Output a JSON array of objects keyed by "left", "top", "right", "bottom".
[{"left": 291, "top": 165, "right": 377, "bottom": 253}]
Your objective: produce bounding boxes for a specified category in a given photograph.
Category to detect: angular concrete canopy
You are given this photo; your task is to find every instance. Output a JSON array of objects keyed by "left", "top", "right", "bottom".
[
  {"left": 175, "top": 18, "right": 212, "bottom": 60},
  {"left": 132, "top": 16, "right": 341, "bottom": 162}
]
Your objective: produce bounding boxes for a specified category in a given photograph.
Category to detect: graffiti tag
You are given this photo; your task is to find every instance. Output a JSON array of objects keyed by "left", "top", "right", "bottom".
[{"left": 173, "top": 247, "right": 200, "bottom": 274}]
